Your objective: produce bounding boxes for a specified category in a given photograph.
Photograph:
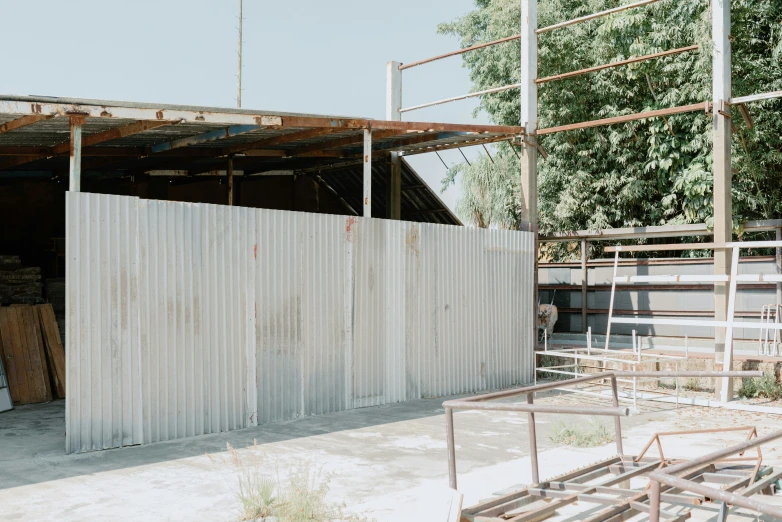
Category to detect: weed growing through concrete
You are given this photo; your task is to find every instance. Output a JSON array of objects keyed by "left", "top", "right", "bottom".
[
  {"left": 225, "top": 443, "right": 374, "bottom": 522},
  {"left": 550, "top": 417, "right": 614, "bottom": 448},
  {"left": 738, "top": 374, "right": 782, "bottom": 400}
]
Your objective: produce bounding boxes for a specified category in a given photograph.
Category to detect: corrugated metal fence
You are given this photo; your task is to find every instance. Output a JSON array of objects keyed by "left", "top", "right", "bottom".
[{"left": 66, "top": 193, "right": 534, "bottom": 453}]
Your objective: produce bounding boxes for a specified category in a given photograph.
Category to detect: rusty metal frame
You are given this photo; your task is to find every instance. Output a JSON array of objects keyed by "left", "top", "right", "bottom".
[
  {"left": 647, "top": 429, "right": 782, "bottom": 521},
  {"left": 455, "top": 378, "right": 779, "bottom": 522},
  {"left": 443, "top": 370, "right": 760, "bottom": 491}
]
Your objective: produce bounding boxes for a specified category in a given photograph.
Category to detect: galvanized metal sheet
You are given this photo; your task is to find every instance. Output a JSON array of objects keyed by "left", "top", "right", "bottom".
[{"left": 67, "top": 193, "right": 535, "bottom": 452}]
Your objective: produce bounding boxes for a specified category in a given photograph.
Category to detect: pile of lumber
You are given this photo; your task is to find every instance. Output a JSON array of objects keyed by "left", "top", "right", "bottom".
[
  {"left": 0, "top": 256, "right": 43, "bottom": 306},
  {"left": 0, "top": 304, "right": 65, "bottom": 405}
]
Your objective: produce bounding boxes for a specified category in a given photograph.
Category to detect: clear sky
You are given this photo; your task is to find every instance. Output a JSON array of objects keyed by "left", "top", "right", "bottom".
[{"left": 0, "top": 0, "right": 504, "bottom": 212}]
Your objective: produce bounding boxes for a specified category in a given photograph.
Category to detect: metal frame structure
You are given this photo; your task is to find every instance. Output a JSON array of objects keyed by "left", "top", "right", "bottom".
[
  {"left": 648, "top": 429, "right": 782, "bottom": 521},
  {"left": 603, "top": 241, "right": 782, "bottom": 400},
  {"left": 389, "top": 1, "right": 782, "bottom": 377},
  {"left": 446, "top": 371, "right": 768, "bottom": 521}
]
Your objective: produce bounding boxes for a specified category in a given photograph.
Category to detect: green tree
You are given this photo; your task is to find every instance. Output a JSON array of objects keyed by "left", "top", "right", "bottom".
[{"left": 440, "top": 0, "right": 782, "bottom": 251}]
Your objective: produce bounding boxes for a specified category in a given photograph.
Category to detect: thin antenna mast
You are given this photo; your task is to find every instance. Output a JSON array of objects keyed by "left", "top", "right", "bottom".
[{"left": 237, "top": 0, "right": 243, "bottom": 108}]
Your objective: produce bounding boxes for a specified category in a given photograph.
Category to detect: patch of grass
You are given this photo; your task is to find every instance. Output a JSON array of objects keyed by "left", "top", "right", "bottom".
[
  {"left": 550, "top": 417, "right": 615, "bottom": 448},
  {"left": 228, "top": 444, "right": 373, "bottom": 522},
  {"left": 738, "top": 374, "right": 782, "bottom": 400},
  {"left": 684, "top": 378, "right": 700, "bottom": 392}
]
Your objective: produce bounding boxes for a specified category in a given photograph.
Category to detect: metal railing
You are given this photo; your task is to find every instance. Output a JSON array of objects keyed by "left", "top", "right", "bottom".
[{"left": 442, "top": 370, "right": 761, "bottom": 491}]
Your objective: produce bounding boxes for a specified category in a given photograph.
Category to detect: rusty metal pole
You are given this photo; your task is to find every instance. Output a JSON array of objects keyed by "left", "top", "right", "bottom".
[
  {"left": 610, "top": 375, "right": 624, "bottom": 456},
  {"left": 649, "top": 479, "right": 661, "bottom": 522},
  {"left": 445, "top": 407, "right": 457, "bottom": 490},
  {"left": 68, "top": 115, "right": 85, "bottom": 192},
  {"left": 236, "top": 0, "right": 243, "bottom": 108},
  {"left": 527, "top": 394, "right": 540, "bottom": 484}
]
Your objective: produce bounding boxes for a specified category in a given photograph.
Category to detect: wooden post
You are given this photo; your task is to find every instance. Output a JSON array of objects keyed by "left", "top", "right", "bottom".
[{"left": 68, "top": 115, "right": 85, "bottom": 192}]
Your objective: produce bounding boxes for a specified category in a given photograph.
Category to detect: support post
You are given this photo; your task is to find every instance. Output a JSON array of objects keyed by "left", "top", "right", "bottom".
[
  {"left": 649, "top": 479, "right": 661, "bottom": 522},
  {"left": 521, "top": 0, "right": 539, "bottom": 362},
  {"left": 610, "top": 375, "right": 624, "bottom": 456},
  {"left": 712, "top": 0, "right": 733, "bottom": 378},
  {"left": 227, "top": 156, "right": 234, "bottom": 206},
  {"left": 68, "top": 115, "right": 85, "bottom": 192},
  {"left": 386, "top": 61, "right": 403, "bottom": 220},
  {"left": 363, "top": 129, "right": 372, "bottom": 218},
  {"left": 237, "top": 0, "right": 243, "bottom": 108},
  {"left": 581, "top": 238, "right": 588, "bottom": 333},
  {"left": 776, "top": 228, "right": 781, "bottom": 309},
  {"left": 527, "top": 393, "right": 540, "bottom": 484},
  {"left": 445, "top": 407, "right": 457, "bottom": 490}
]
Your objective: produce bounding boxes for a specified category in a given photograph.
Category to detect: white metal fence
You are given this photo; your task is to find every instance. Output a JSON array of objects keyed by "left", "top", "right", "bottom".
[{"left": 66, "top": 193, "right": 535, "bottom": 453}]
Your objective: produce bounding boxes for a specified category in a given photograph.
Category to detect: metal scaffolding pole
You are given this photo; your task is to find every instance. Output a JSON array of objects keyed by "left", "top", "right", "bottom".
[
  {"left": 713, "top": 0, "right": 733, "bottom": 400},
  {"left": 386, "top": 61, "right": 402, "bottom": 220},
  {"left": 363, "top": 129, "right": 372, "bottom": 218}
]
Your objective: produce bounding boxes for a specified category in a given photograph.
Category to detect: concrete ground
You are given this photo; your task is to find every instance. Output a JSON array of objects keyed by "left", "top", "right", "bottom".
[{"left": 2, "top": 392, "right": 782, "bottom": 521}]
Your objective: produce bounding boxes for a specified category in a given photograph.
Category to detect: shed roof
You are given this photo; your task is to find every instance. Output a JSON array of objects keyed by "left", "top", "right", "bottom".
[{"left": 0, "top": 95, "right": 522, "bottom": 225}]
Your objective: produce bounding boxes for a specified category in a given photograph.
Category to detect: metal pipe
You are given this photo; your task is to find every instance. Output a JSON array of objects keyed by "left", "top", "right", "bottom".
[
  {"left": 648, "top": 471, "right": 782, "bottom": 518},
  {"left": 527, "top": 394, "right": 540, "bottom": 484},
  {"left": 445, "top": 407, "right": 457, "bottom": 490},
  {"left": 445, "top": 401, "right": 630, "bottom": 416},
  {"left": 613, "top": 371, "right": 761, "bottom": 378},
  {"left": 662, "top": 428, "right": 782, "bottom": 476},
  {"left": 604, "top": 251, "right": 620, "bottom": 349},
  {"left": 536, "top": 0, "right": 663, "bottom": 34},
  {"left": 538, "top": 102, "right": 709, "bottom": 135},
  {"left": 536, "top": 45, "right": 699, "bottom": 84},
  {"left": 648, "top": 479, "right": 661, "bottom": 522},
  {"left": 451, "top": 373, "right": 608, "bottom": 403},
  {"left": 399, "top": 83, "right": 521, "bottom": 113},
  {"left": 236, "top": 0, "right": 243, "bottom": 108},
  {"left": 731, "top": 90, "right": 782, "bottom": 105},
  {"left": 399, "top": 34, "right": 521, "bottom": 71},
  {"left": 610, "top": 375, "right": 624, "bottom": 456},
  {"left": 776, "top": 228, "right": 781, "bottom": 310}
]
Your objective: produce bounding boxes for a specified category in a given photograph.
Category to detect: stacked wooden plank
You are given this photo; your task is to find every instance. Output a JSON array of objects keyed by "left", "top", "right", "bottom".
[
  {"left": 0, "top": 256, "right": 43, "bottom": 306},
  {"left": 0, "top": 303, "right": 65, "bottom": 405}
]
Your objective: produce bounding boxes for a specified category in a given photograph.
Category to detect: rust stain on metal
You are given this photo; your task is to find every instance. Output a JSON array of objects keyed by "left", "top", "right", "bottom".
[
  {"left": 345, "top": 216, "right": 357, "bottom": 242},
  {"left": 155, "top": 111, "right": 164, "bottom": 120},
  {"left": 31, "top": 104, "right": 42, "bottom": 114},
  {"left": 253, "top": 244, "right": 258, "bottom": 259}
]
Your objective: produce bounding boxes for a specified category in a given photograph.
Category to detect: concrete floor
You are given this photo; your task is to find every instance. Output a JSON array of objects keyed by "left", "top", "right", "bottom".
[{"left": 2, "top": 393, "right": 782, "bottom": 521}]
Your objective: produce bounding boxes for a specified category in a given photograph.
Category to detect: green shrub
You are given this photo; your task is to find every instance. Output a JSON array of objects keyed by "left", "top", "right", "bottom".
[
  {"left": 738, "top": 374, "right": 782, "bottom": 400},
  {"left": 550, "top": 417, "right": 615, "bottom": 448}
]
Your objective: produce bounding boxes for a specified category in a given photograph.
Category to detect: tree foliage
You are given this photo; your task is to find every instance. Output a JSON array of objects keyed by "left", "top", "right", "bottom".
[{"left": 439, "top": 0, "right": 782, "bottom": 250}]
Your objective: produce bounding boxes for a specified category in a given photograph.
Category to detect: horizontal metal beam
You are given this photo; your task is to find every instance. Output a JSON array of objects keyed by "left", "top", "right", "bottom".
[
  {"left": 536, "top": 45, "right": 699, "bottom": 84},
  {"left": 537, "top": 0, "right": 663, "bottom": 34},
  {"left": 541, "top": 220, "right": 782, "bottom": 242},
  {"left": 399, "top": 34, "right": 521, "bottom": 71},
  {"left": 288, "top": 129, "right": 402, "bottom": 156},
  {"left": 537, "top": 102, "right": 709, "bottom": 135},
  {"left": 151, "top": 124, "right": 260, "bottom": 153},
  {"left": 223, "top": 128, "right": 343, "bottom": 155},
  {"left": 400, "top": 83, "right": 521, "bottom": 113},
  {"left": 731, "top": 90, "right": 782, "bottom": 105},
  {"left": 0, "top": 98, "right": 524, "bottom": 135},
  {"left": 0, "top": 114, "right": 55, "bottom": 134}
]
